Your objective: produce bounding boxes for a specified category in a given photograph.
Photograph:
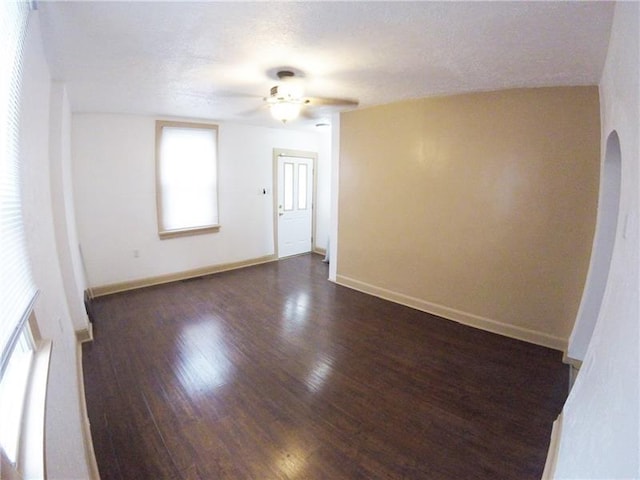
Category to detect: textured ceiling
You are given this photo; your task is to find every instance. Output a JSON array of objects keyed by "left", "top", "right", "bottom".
[{"left": 38, "top": 1, "right": 614, "bottom": 128}]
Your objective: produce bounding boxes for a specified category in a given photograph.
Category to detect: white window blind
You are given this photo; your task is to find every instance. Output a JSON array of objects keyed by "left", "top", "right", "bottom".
[
  {"left": 156, "top": 122, "right": 219, "bottom": 236},
  {"left": 0, "top": 0, "right": 38, "bottom": 377}
]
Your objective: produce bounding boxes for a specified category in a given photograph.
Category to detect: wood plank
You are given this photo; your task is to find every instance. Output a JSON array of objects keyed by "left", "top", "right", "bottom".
[{"left": 83, "top": 253, "right": 567, "bottom": 479}]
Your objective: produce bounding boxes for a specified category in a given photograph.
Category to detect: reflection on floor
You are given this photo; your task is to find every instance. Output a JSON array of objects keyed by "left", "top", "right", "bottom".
[{"left": 83, "top": 253, "right": 567, "bottom": 480}]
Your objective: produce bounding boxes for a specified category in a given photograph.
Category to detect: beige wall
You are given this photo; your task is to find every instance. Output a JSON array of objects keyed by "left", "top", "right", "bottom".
[{"left": 337, "top": 87, "right": 599, "bottom": 350}]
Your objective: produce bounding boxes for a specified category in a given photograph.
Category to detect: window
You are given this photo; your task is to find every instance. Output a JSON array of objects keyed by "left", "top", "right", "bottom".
[
  {"left": 0, "top": 0, "right": 40, "bottom": 467},
  {"left": 0, "top": 324, "right": 34, "bottom": 462},
  {"left": 156, "top": 121, "right": 220, "bottom": 238},
  {"left": 283, "top": 162, "right": 294, "bottom": 211},
  {"left": 297, "top": 164, "right": 308, "bottom": 210}
]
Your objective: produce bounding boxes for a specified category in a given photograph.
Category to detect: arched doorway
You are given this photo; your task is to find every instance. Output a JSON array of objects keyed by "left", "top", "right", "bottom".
[{"left": 568, "top": 130, "right": 622, "bottom": 361}]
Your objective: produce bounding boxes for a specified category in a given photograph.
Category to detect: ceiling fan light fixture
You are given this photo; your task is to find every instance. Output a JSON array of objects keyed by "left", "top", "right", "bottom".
[
  {"left": 274, "top": 82, "right": 303, "bottom": 101},
  {"left": 263, "top": 68, "right": 357, "bottom": 124},
  {"left": 270, "top": 100, "right": 302, "bottom": 123}
]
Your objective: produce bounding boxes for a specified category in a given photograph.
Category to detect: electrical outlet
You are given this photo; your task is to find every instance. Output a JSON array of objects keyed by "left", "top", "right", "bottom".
[{"left": 133, "top": 249, "right": 140, "bottom": 258}]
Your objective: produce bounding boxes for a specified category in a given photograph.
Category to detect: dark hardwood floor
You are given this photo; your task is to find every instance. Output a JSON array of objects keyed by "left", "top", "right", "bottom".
[{"left": 83, "top": 253, "right": 568, "bottom": 480}]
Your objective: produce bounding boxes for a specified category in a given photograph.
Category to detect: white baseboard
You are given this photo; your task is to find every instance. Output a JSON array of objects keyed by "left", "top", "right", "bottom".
[
  {"left": 335, "top": 274, "right": 567, "bottom": 351},
  {"left": 92, "top": 254, "right": 278, "bottom": 297},
  {"left": 76, "top": 342, "right": 100, "bottom": 480},
  {"left": 562, "top": 352, "right": 583, "bottom": 368},
  {"left": 542, "top": 414, "right": 563, "bottom": 479},
  {"left": 75, "top": 323, "right": 93, "bottom": 344}
]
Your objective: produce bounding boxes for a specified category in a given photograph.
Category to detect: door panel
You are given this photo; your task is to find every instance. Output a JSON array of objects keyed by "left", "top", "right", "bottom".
[{"left": 277, "top": 156, "right": 313, "bottom": 258}]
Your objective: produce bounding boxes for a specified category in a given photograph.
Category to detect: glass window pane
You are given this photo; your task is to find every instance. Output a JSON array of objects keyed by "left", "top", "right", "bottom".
[
  {"left": 298, "top": 164, "right": 308, "bottom": 210},
  {"left": 0, "top": 0, "right": 37, "bottom": 378},
  {"left": 158, "top": 123, "right": 219, "bottom": 233},
  {"left": 0, "top": 327, "right": 34, "bottom": 463},
  {"left": 284, "top": 163, "right": 294, "bottom": 211}
]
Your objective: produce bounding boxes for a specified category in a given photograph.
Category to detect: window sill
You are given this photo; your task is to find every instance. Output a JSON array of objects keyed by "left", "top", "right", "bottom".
[{"left": 158, "top": 224, "right": 221, "bottom": 239}]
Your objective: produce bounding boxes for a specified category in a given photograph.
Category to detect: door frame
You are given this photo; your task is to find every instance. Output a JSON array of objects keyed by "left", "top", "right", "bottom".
[{"left": 272, "top": 148, "right": 318, "bottom": 258}]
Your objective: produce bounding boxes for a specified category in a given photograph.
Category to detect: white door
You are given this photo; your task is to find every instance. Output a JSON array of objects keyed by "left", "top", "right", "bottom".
[{"left": 277, "top": 155, "right": 313, "bottom": 258}]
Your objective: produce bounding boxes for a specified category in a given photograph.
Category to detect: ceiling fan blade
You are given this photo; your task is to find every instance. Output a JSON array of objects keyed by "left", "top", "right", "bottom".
[
  {"left": 236, "top": 104, "right": 268, "bottom": 117},
  {"left": 300, "top": 108, "right": 318, "bottom": 120},
  {"left": 214, "top": 90, "right": 263, "bottom": 99},
  {"left": 305, "top": 96, "right": 359, "bottom": 108}
]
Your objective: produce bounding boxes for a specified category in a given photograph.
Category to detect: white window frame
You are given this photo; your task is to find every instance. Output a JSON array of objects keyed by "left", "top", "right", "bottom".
[
  {"left": 0, "top": 3, "right": 50, "bottom": 477},
  {"left": 0, "top": 314, "right": 40, "bottom": 463},
  {"left": 155, "top": 120, "right": 220, "bottom": 238}
]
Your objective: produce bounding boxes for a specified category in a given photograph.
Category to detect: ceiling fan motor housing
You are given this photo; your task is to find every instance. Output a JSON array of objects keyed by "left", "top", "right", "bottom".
[
  {"left": 269, "top": 84, "right": 304, "bottom": 103},
  {"left": 270, "top": 85, "right": 283, "bottom": 98}
]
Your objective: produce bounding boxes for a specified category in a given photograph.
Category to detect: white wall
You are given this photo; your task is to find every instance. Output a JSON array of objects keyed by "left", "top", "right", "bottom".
[
  {"left": 329, "top": 114, "right": 341, "bottom": 281},
  {"left": 50, "top": 82, "right": 89, "bottom": 332},
  {"left": 21, "top": 13, "right": 93, "bottom": 480},
  {"left": 554, "top": 2, "right": 639, "bottom": 478},
  {"left": 72, "top": 114, "right": 330, "bottom": 288},
  {"left": 315, "top": 128, "right": 332, "bottom": 253}
]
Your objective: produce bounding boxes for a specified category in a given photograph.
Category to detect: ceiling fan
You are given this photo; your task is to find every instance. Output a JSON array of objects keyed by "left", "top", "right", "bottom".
[{"left": 264, "top": 70, "right": 358, "bottom": 124}]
